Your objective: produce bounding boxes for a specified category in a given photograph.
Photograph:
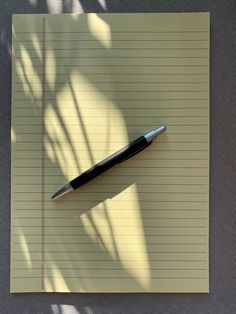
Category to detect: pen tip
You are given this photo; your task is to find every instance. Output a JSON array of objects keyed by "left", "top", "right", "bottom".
[
  {"left": 51, "top": 183, "right": 73, "bottom": 200},
  {"left": 51, "top": 192, "right": 60, "bottom": 201}
]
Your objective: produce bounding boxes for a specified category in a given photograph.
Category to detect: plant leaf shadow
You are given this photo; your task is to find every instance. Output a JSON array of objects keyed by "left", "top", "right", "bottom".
[{"left": 11, "top": 0, "right": 157, "bottom": 300}]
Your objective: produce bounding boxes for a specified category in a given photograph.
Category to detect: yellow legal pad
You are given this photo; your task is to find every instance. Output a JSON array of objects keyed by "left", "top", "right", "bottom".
[{"left": 11, "top": 13, "right": 210, "bottom": 292}]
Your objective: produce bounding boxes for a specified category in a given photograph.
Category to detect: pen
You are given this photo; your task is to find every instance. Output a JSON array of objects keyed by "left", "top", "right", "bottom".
[{"left": 52, "top": 125, "right": 166, "bottom": 200}]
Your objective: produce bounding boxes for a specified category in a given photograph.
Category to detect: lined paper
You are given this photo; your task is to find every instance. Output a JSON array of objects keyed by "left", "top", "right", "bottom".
[{"left": 11, "top": 13, "right": 209, "bottom": 292}]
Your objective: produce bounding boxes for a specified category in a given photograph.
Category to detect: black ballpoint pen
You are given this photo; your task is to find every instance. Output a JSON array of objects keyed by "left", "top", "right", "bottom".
[{"left": 52, "top": 125, "right": 166, "bottom": 200}]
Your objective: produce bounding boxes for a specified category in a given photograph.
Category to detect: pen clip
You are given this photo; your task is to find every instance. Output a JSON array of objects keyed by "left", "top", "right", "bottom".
[{"left": 120, "top": 141, "right": 152, "bottom": 163}]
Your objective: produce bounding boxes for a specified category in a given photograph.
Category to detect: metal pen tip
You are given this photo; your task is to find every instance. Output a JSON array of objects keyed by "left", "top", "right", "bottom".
[{"left": 51, "top": 182, "right": 73, "bottom": 200}]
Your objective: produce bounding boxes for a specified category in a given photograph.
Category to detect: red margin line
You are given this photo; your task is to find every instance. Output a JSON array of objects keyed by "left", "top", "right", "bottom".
[{"left": 41, "top": 16, "right": 46, "bottom": 291}]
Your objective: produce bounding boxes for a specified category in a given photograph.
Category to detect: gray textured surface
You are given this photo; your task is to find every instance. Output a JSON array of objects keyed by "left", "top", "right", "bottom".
[{"left": 0, "top": 0, "right": 236, "bottom": 313}]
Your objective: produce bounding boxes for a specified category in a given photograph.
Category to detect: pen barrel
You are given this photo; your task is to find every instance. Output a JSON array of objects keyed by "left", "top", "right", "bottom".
[{"left": 70, "top": 136, "right": 149, "bottom": 189}]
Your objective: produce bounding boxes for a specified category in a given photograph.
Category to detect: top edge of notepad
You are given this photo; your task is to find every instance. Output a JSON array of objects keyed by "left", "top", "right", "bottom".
[{"left": 12, "top": 13, "right": 210, "bottom": 33}]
